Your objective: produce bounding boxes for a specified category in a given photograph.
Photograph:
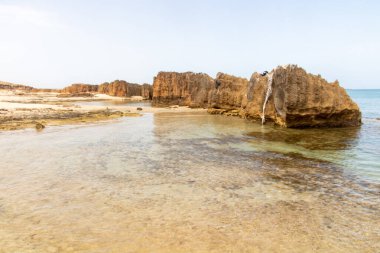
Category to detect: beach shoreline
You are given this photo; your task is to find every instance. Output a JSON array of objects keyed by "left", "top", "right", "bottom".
[{"left": 0, "top": 91, "right": 206, "bottom": 131}]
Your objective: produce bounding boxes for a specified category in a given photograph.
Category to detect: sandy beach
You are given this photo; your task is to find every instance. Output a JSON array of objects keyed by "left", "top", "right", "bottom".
[{"left": 0, "top": 91, "right": 205, "bottom": 131}]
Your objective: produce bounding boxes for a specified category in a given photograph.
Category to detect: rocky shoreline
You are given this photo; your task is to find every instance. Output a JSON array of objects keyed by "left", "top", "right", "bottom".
[
  {"left": 0, "top": 64, "right": 362, "bottom": 130},
  {"left": 0, "top": 90, "right": 205, "bottom": 131},
  {"left": 0, "top": 107, "right": 140, "bottom": 131}
]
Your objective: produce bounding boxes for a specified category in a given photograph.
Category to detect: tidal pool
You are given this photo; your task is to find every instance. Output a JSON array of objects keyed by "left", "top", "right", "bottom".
[{"left": 0, "top": 112, "right": 379, "bottom": 252}]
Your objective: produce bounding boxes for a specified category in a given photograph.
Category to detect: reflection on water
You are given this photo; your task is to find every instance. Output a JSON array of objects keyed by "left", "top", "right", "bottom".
[
  {"left": 247, "top": 126, "right": 360, "bottom": 150},
  {"left": 246, "top": 120, "right": 380, "bottom": 182},
  {"left": 0, "top": 112, "right": 379, "bottom": 252},
  {"left": 74, "top": 100, "right": 152, "bottom": 108}
]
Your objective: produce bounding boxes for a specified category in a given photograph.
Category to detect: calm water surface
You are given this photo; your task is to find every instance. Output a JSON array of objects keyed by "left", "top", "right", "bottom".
[
  {"left": 0, "top": 90, "right": 379, "bottom": 252},
  {"left": 74, "top": 100, "right": 152, "bottom": 108}
]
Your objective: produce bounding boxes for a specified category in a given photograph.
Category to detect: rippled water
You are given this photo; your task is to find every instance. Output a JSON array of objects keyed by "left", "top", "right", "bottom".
[{"left": 0, "top": 91, "right": 379, "bottom": 252}]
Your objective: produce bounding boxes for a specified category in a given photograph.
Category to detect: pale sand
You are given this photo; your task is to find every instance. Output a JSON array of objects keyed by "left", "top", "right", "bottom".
[{"left": 0, "top": 91, "right": 206, "bottom": 130}]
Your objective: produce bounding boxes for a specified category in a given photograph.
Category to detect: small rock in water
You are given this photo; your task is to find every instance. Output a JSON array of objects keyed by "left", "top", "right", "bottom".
[
  {"left": 136, "top": 107, "right": 143, "bottom": 111},
  {"left": 35, "top": 122, "right": 45, "bottom": 130}
]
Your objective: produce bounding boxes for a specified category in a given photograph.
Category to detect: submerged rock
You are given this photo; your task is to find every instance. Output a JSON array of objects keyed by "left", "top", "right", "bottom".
[
  {"left": 35, "top": 122, "right": 45, "bottom": 130},
  {"left": 152, "top": 72, "right": 214, "bottom": 107}
]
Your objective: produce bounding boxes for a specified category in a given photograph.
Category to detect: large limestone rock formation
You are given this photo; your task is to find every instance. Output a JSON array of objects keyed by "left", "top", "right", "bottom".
[
  {"left": 208, "top": 73, "right": 249, "bottom": 114},
  {"left": 99, "top": 80, "right": 128, "bottom": 97},
  {"left": 152, "top": 72, "right": 214, "bottom": 107},
  {"left": 240, "top": 65, "right": 361, "bottom": 127},
  {"left": 152, "top": 65, "right": 361, "bottom": 128},
  {"left": 98, "top": 80, "right": 152, "bottom": 98},
  {"left": 61, "top": 81, "right": 152, "bottom": 99},
  {"left": 141, "top": 83, "right": 153, "bottom": 99},
  {"left": 61, "top": 84, "right": 99, "bottom": 94}
]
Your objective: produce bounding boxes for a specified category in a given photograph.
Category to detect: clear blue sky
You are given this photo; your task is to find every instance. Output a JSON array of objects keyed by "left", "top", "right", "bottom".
[{"left": 0, "top": 0, "right": 379, "bottom": 88}]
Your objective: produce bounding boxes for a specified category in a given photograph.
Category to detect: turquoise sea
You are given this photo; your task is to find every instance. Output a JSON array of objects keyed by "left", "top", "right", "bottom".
[{"left": 347, "top": 89, "right": 380, "bottom": 181}]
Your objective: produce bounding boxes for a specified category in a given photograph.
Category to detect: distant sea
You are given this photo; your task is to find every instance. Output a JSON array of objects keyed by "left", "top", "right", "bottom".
[
  {"left": 343, "top": 89, "right": 380, "bottom": 181},
  {"left": 347, "top": 89, "right": 380, "bottom": 119}
]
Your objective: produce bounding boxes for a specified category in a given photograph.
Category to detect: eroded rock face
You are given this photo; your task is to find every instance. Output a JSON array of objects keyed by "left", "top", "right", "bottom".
[
  {"left": 61, "top": 84, "right": 99, "bottom": 94},
  {"left": 0, "top": 81, "right": 34, "bottom": 92},
  {"left": 99, "top": 80, "right": 127, "bottom": 97},
  {"left": 61, "top": 81, "right": 152, "bottom": 99},
  {"left": 152, "top": 65, "right": 361, "bottom": 128},
  {"left": 240, "top": 65, "right": 361, "bottom": 127},
  {"left": 208, "top": 73, "right": 249, "bottom": 112},
  {"left": 141, "top": 84, "right": 153, "bottom": 99},
  {"left": 152, "top": 72, "right": 214, "bottom": 107}
]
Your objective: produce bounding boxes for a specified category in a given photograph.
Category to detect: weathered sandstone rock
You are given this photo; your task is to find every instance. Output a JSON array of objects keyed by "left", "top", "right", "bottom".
[
  {"left": 152, "top": 72, "right": 214, "bottom": 107},
  {"left": 99, "top": 80, "right": 152, "bottom": 98},
  {"left": 0, "top": 81, "right": 34, "bottom": 92},
  {"left": 62, "top": 81, "right": 152, "bottom": 99},
  {"left": 141, "top": 83, "right": 153, "bottom": 99},
  {"left": 152, "top": 65, "right": 361, "bottom": 128},
  {"left": 61, "top": 84, "right": 99, "bottom": 94},
  {"left": 98, "top": 80, "right": 128, "bottom": 97},
  {"left": 240, "top": 65, "right": 361, "bottom": 127},
  {"left": 208, "top": 73, "right": 249, "bottom": 112}
]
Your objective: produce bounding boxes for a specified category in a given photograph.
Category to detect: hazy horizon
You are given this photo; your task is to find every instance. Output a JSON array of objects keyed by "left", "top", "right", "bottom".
[{"left": 1, "top": 0, "right": 379, "bottom": 89}]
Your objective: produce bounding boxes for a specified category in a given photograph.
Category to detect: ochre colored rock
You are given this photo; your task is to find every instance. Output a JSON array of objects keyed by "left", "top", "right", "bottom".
[
  {"left": 61, "top": 84, "right": 99, "bottom": 94},
  {"left": 0, "top": 81, "right": 34, "bottom": 92},
  {"left": 98, "top": 80, "right": 151, "bottom": 98},
  {"left": 0, "top": 81, "right": 57, "bottom": 93},
  {"left": 240, "top": 65, "right": 361, "bottom": 127},
  {"left": 61, "top": 81, "right": 152, "bottom": 98},
  {"left": 152, "top": 72, "right": 214, "bottom": 107},
  {"left": 141, "top": 83, "right": 153, "bottom": 99},
  {"left": 208, "top": 73, "right": 249, "bottom": 112},
  {"left": 98, "top": 80, "right": 128, "bottom": 97},
  {"left": 152, "top": 65, "right": 361, "bottom": 128}
]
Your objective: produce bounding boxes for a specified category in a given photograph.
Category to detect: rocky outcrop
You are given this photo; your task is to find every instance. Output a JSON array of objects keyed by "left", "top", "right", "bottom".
[
  {"left": 208, "top": 73, "right": 249, "bottom": 110},
  {"left": 61, "top": 84, "right": 99, "bottom": 94},
  {"left": 141, "top": 83, "right": 153, "bottom": 99},
  {"left": 0, "top": 81, "right": 34, "bottom": 92},
  {"left": 0, "top": 81, "right": 58, "bottom": 93},
  {"left": 152, "top": 72, "right": 214, "bottom": 107},
  {"left": 152, "top": 65, "right": 361, "bottom": 128},
  {"left": 212, "top": 65, "right": 361, "bottom": 127},
  {"left": 98, "top": 80, "right": 152, "bottom": 98},
  {"left": 98, "top": 80, "right": 126, "bottom": 97},
  {"left": 61, "top": 81, "right": 152, "bottom": 99}
]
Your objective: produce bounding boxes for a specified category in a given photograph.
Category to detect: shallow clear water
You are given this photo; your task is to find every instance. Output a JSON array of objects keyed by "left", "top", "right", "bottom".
[
  {"left": 0, "top": 90, "right": 379, "bottom": 252},
  {"left": 75, "top": 100, "right": 152, "bottom": 108}
]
